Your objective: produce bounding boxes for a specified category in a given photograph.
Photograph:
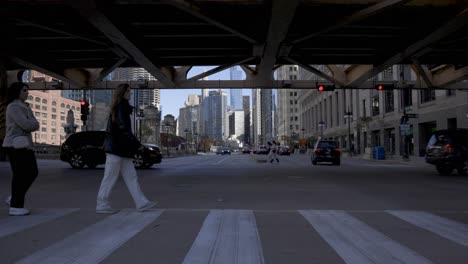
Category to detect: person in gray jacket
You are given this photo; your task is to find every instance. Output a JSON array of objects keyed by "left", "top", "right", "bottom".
[{"left": 2, "top": 82, "right": 40, "bottom": 216}]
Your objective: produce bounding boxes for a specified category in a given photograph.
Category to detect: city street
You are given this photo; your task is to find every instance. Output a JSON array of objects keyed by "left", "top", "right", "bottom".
[{"left": 1, "top": 154, "right": 468, "bottom": 263}]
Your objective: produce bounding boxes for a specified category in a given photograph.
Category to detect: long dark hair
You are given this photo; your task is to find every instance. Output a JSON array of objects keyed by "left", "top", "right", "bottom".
[
  {"left": 7, "top": 82, "right": 29, "bottom": 105},
  {"left": 109, "top": 83, "right": 130, "bottom": 121}
]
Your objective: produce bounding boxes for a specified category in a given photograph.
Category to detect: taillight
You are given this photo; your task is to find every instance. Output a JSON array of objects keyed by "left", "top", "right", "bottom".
[
  {"left": 315, "top": 148, "right": 322, "bottom": 152},
  {"left": 445, "top": 144, "right": 452, "bottom": 153},
  {"left": 334, "top": 148, "right": 341, "bottom": 152}
]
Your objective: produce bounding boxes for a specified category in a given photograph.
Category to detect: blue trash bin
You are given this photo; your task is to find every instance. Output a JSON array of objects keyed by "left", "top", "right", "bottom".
[{"left": 375, "top": 146, "right": 385, "bottom": 160}]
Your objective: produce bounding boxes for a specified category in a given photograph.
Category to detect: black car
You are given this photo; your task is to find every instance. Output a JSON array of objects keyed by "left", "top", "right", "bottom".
[
  {"left": 425, "top": 129, "right": 468, "bottom": 175},
  {"left": 216, "top": 147, "right": 231, "bottom": 155},
  {"left": 60, "top": 131, "right": 162, "bottom": 169},
  {"left": 311, "top": 140, "right": 341, "bottom": 165},
  {"left": 278, "top": 146, "right": 291, "bottom": 156}
]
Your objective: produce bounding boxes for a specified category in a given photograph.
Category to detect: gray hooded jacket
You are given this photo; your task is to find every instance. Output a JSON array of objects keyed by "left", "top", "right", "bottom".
[{"left": 2, "top": 99, "right": 40, "bottom": 150}]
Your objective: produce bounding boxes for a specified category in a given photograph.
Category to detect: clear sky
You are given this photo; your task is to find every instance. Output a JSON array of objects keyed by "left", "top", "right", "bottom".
[{"left": 160, "top": 66, "right": 250, "bottom": 118}]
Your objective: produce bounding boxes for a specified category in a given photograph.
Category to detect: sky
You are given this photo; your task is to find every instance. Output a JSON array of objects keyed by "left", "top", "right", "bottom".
[{"left": 160, "top": 66, "right": 251, "bottom": 118}]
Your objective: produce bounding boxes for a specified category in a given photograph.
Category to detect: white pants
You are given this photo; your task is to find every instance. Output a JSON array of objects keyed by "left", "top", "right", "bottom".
[{"left": 96, "top": 153, "right": 150, "bottom": 210}]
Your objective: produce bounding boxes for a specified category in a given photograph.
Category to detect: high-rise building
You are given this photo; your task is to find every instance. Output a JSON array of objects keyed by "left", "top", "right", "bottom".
[
  {"left": 277, "top": 65, "right": 300, "bottom": 145},
  {"left": 243, "top": 95, "right": 251, "bottom": 145},
  {"left": 229, "top": 67, "right": 243, "bottom": 110},
  {"left": 112, "top": 68, "right": 161, "bottom": 109},
  {"left": 201, "top": 90, "right": 227, "bottom": 141},
  {"left": 178, "top": 94, "right": 200, "bottom": 139}
]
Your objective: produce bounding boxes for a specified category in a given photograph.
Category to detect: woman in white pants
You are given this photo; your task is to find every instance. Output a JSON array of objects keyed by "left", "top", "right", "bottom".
[{"left": 96, "top": 83, "right": 157, "bottom": 214}]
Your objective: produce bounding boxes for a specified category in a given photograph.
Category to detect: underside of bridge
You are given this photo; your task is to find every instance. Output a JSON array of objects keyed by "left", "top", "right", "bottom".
[{"left": 1, "top": 0, "right": 468, "bottom": 89}]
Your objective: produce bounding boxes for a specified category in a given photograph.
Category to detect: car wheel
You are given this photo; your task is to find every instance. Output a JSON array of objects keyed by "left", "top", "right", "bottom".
[
  {"left": 133, "top": 153, "right": 144, "bottom": 168},
  {"left": 70, "top": 154, "right": 85, "bottom": 169},
  {"left": 436, "top": 165, "right": 453, "bottom": 176}
]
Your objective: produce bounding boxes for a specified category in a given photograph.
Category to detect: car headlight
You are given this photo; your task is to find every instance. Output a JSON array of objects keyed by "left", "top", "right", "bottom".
[{"left": 147, "top": 147, "right": 154, "bottom": 151}]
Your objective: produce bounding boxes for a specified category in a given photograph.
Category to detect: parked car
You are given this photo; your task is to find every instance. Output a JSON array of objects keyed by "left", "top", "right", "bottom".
[
  {"left": 60, "top": 131, "right": 162, "bottom": 169},
  {"left": 216, "top": 147, "right": 231, "bottom": 155},
  {"left": 425, "top": 129, "right": 468, "bottom": 175},
  {"left": 311, "top": 140, "right": 341, "bottom": 165},
  {"left": 278, "top": 146, "right": 291, "bottom": 156}
]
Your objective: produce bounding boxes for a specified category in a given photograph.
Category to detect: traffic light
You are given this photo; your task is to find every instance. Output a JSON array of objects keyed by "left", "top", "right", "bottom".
[
  {"left": 80, "top": 100, "right": 89, "bottom": 122},
  {"left": 316, "top": 84, "right": 335, "bottom": 91},
  {"left": 375, "top": 84, "right": 395, "bottom": 91}
]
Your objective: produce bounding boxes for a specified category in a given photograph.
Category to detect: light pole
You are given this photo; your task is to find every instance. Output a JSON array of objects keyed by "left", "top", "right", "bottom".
[
  {"left": 194, "top": 133, "right": 198, "bottom": 154},
  {"left": 344, "top": 110, "right": 353, "bottom": 155},
  {"left": 184, "top": 128, "right": 189, "bottom": 153},
  {"left": 164, "top": 123, "right": 171, "bottom": 157},
  {"left": 318, "top": 121, "right": 325, "bottom": 138}
]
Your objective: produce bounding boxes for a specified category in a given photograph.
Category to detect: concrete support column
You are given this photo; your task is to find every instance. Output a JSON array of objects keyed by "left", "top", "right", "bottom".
[{"left": 0, "top": 58, "right": 8, "bottom": 160}]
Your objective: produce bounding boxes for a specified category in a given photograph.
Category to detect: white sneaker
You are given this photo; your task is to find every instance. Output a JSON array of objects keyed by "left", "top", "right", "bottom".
[
  {"left": 138, "top": 201, "right": 158, "bottom": 212},
  {"left": 4, "top": 196, "right": 11, "bottom": 206},
  {"left": 9, "top": 207, "right": 30, "bottom": 216},
  {"left": 96, "top": 208, "right": 120, "bottom": 214}
]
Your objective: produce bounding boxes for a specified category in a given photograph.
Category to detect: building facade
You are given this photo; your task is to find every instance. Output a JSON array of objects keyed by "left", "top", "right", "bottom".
[
  {"left": 276, "top": 65, "right": 300, "bottom": 146},
  {"left": 201, "top": 90, "right": 227, "bottom": 141}
]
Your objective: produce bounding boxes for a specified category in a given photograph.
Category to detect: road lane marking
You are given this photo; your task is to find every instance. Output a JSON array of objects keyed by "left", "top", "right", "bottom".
[
  {"left": 387, "top": 210, "right": 468, "bottom": 247},
  {"left": 0, "top": 208, "right": 78, "bottom": 238},
  {"left": 183, "top": 209, "right": 264, "bottom": 264},
  {"left": 299, "top": 210, "right": 433, "bottom": 264},
  {"left": 15, "top": 209, "right": 164, "bottom": 264},
  {"left": 213, "top": 156, "right": 231, "bottom": 165}
]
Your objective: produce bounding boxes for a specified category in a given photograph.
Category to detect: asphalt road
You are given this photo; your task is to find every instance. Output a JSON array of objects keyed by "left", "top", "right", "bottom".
[{"left": 0, "top": 153, "right": 467, "bottom": 264}]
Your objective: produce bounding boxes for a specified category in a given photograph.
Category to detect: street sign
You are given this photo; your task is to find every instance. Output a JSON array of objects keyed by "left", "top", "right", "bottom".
[
  {"left": 406, "top": 113, "right": 419, "bottom": 118},
  {"left": 400, "top": 124, "right": 412, "bottom": 136}
]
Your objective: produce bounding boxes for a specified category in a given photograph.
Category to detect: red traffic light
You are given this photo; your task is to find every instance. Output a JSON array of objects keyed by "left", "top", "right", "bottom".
[
  {"left": 316, "top": 84, "right": 335, "bottom": 91},
  {"left": 375, "top": 84, "right": 394, "bottom": 90},
  {"left": 80, "top": 100, "right": 86, "bottom": 105},
  {"left": 377, "top": 85, "right": 384, "bottom": 90}
]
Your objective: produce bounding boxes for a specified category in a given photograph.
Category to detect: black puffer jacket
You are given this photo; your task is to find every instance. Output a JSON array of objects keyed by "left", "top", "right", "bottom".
[{"left": 104, "top": 100, "right": 142, "bottom": 158}]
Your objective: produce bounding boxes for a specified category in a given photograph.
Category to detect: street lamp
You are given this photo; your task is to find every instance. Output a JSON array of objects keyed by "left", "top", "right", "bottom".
[
  {"left": 344, "top": 110, "right": 353, "bottom": 155},
  {"left": 318, "top": 121, "right": 325, "bottom": 138},
  {"left": 184, "top": 128, "right": 189, "bottom": 153},
  {"left": 164, "top": 123, "right": 171, "bottom": 157},
  {"left": 194, "top": 133, "right": 198, "bottom": 154}
]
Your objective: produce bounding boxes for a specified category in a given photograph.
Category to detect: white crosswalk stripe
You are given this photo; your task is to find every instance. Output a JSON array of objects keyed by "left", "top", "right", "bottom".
[
  {"left": 0, "top": 208, "right": 78, "bottom": 239},
  {"left": 387, "top": 210, "right": 468, "bottom": 247},
  {"left": 183, "top": 209, "right": 264, "bottom": 264},
  {"left": 1, "top": 208, "right": 468, "bottom": 263},
  {"left": 15, "top": 209, "right": 163, "bottom": 264},
  {"left": 299, "top": 210, "right": 433, "bottom": 264}
]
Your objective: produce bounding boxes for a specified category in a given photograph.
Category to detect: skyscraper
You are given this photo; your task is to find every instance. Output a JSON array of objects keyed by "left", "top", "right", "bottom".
[
  {"left": 201, "top": 90, "right": 227, "bottom": 141},
  {"left": 229, "top": 67, "right": 243, "bottom": 110}
]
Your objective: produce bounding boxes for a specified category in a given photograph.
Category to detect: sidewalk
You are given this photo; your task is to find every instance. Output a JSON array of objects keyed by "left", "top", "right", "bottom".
[{"left": 348, "top": 154, "right": 429, "bottom": 166}]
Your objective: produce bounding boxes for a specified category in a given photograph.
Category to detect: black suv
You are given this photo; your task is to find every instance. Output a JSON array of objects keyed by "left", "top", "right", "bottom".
[
  {"left": 311, "top": 140, "right": 341, "bottom": 165},
  {"left": 425, "top": 129, "right": 468, "bottom": 175},
  {"left": 60, "top": 131, "right": 162, "bottom": 169}
]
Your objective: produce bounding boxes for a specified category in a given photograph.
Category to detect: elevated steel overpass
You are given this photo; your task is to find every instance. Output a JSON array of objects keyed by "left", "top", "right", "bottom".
[{"left": 1, "top": 0, "right": 468, "bottom": 89}]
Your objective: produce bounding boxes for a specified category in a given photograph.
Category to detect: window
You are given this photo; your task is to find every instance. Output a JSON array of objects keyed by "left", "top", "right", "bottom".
[
  {"left": 35, "top": 105, "right": 40, "bottom": 110},
  {"left": 290, "top": 125, "right": 293, "bottom": 130},
  {"left": 52, "top": 101, "right": 57, "bottom": 106},
  {"left": 42, "top": 113, "right": 47, "bottom": 118},
  {"left": 72, "top": 106, "right": 76, "bottom": 110},
  {"left": 52, "top": 128, "right": 56, "bottom": 133},
  {"left": 294, "top": 92, "right": 297, "bottom": 96},
  {"left": 295, "top": 116, "right": 298, "bottom": 121},
  {"left": 41, "top": 120, "right": 46, "bottom": 125},
  {"left": 296, "top": 125, "right": 299, "bottom": 130},
  {"left": 290, "top": 117, "right": 294, "bottom": 121},
  {"left": 52, "top": 108, "right": 56, "bottom": 113},
  {"left": 41, "top": 134, "right": 46, "bottom": 139},
  {"left": 51, "top": 135, "right": 56, "bottom": 140},
  {"left": 290, "top": 108, "right": 294, "bottom": 113},
  {"left": 41, "top": 127, "right": 46, "bottom": 132},
  {"left": 28, "top": 95, "right": 33, "bottom": 101},
  {"left": 66, "top": 104, "right": 70, "bottom": 109},
  {"left": 35, "top": 97, "right": 40, "bottom": 102},
  {"left": 290, "top": 92, "right": 293, "bottom": 96},
  {"left": 34, "top": 112, "right": 40, "bottom": 117},
  {"left": 447, "top": 89, "right": 456, "bottom": 97},
  {"left": 42, "top": 99, "right": 47, "bottom": 104},
  {"left": 401, "top": 89, "right": 412, "bottom": 108},
  {"left": 363, "top": 99, "right": 367, "bottom": 118},
  {"left": 384, "top": 90, "right": 394, "bottom": 113},
  {"left": 295, "top": 108, "right": 298, "bottom": 113},
  {"left": 290, "top": 100, "right": 293, "bottom": 105},
  {"left": 61, "top": 103, "right": 65, "bottom": 108},
  {"left": 60, "top": 116, "right": 65, "bottom": 121},
  {"left": 289, "top": 75, "right": 293, "bottom": 80},
  {"left": 42, "top": 106, "right": 47, "bottom": 111},
  {"left": 52, "top": 121, "right": 56, "bottom": 126},
  {"left": 29, "top": 104, "right": 33, "bottom": 109},
  {"left": 52, "top": 114, "right": 57, "bottom": 119},
  {"left": 420, "top": 89, "right": 435, "bottom": 103},
  {"left": 294, "top": 100, "right": 297, "bottom": 104},
  {"left": 289, "top": 66, "right": 293, "bottom": 71}
]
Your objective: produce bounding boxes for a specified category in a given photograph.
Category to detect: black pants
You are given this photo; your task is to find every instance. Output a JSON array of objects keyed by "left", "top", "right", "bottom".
[{"left": 7, "top": 148, "right": 38, "bottom": 208}]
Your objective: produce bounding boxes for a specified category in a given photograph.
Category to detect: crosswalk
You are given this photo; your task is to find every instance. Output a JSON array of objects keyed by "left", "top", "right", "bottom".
[{"left": 1, "top": 208, "right": 467, "bottom": 263}]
